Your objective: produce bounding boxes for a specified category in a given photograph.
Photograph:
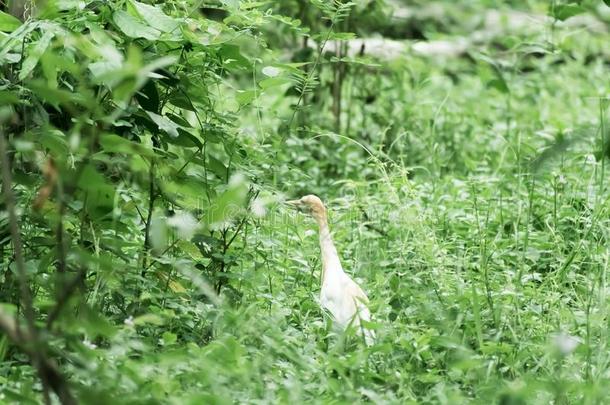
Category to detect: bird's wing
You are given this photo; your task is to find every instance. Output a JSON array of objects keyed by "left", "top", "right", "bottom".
[
  {"left": 344, "top": 276, "right": 369, "bottom": 304},
  {"left": 339, "top": 276, "right": 371, "bottom": 323},
  {"left": 320, "top": 273, "right": 371, "bottom": 324},
  {"left": 343, "top": 277, "right": 375, "bottom": 345}
]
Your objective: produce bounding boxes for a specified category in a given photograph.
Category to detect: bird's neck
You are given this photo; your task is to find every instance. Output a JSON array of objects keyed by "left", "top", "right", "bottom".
[{"left": 316, "top": 215, "right": 343, "bottom": 284}]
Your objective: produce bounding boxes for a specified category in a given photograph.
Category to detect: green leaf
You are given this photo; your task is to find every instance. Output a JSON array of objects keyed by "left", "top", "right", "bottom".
[
  {"left": 0, "top": 90, "right": 19, "bottom": 105},
  {"left": 488, "top": 78, "right": 509, "bottom": 93},
  {"left": 235, "top": 89, "right": 256, "bottom": 106},
  {"left": 78, "top": 165, "right": 116, "bottom": 217},
  {"left": 79, "top": 306, "right": 117, "bottom": 338},
  {"left": 208, "top": 155, "right": 227, "bottom": 181},
  {"left": 552, "top": 4, "right": 586, "bottom": 21},
  {"left": 146, "top": 111, "right": 180, "bottom": 137},
  {"left": 27, "top": 80, "right": 93, "bottom": 109},
  {"left": 327, "top": 31, "right": 355, "bottom": 40},
  {"left": 177, "top": 240, "right": 204, "bottom": 260},
  {"left": 162, "top": 175, "right": 206, "bottom": 209},
  {"left": 259, "top": 76, "right": 291, "bottom": 90},
  {"left": 78, "top": 165, "right": 109, "bottom": 191},
  {"left": 218, "top": 44, "right": 251, "bottom": 70},
  {"left": 0, "top": 11, "right": 22, "bottom": 32},
  {"left": 161, "top": 128, "right": 202, "bottom": 148},
  {"left": 206, "top": 174, "right": 248, "bottom": 227},
  {"left": 169, "top": 93, "right": 196, "bottom": 111},
  {"left": 19, "top": 31, "right": 55, "bottom": 80},
  {"left": 99, "top": 133, "right": 154, "bottom": 157},
  {"left": 130, "top": 0, "right": 180, "bottom": 33},
  {"left": 38, "top": 129, "right": 68, "bottom": 155},
  {"left": 135, "top": 80, "right": 159, "bottom": 112},
  {"left": 134, "top": 313, "right": 164, "bottom": 325},
  {"left": 476, "top": 54, "right": 510, "bottom": 94},
  {"left": 113, "top": 10, "right": 160, "bottom": 40},
  {"left": 161, "top": 331, "right": 178, "bottom": 345}
]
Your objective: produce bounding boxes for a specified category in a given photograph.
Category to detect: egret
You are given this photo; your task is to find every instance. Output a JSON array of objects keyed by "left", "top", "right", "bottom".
[{"left": 286, "top": 195, "right": 375, "bottom": 345}]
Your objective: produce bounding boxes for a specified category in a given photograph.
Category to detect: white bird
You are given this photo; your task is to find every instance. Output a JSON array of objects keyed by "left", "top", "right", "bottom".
[{"left": 286, "top": 195, "right": 375, "bottom": 345}]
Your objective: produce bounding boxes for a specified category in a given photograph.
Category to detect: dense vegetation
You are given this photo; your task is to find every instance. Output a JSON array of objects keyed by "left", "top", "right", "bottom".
[{"left": 0, "top": 0, "right": 609, "bottom": 403}]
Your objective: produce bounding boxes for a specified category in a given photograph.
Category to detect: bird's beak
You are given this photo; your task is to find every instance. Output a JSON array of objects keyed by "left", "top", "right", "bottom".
[{"left": 285, "top": 199, "right": 303, "bottom": 212}]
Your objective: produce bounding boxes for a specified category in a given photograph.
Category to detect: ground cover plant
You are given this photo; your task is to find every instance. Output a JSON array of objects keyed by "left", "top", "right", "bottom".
[{"left": 0, "top": 0, "right": 609, "bottom": 403}]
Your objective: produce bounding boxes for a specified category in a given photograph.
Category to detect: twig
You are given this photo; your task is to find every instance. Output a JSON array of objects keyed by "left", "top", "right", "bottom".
[
  {"left": 359, "top": 207, "right": 388, "bottom": 237},
  {"left": 0, "top": 308, "right": 76, "bottom": 405},
  {"left": 0, "top": 131, "right": 76, "bottom": 404},
  {"left": 283, "top": 19, "right": 336, "bottom": 141},
  {"left": 141, "top": 161, "right": 156, "bottom": 277},
  {"left": 46, "top": 268, "right": 87, "bottom": 328},
  {"left": 0, "top": 132, "right": 36, "bottom": 351}
]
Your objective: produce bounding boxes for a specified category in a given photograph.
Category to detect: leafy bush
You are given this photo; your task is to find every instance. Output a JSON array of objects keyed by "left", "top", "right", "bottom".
[{"left": 0, "top": 0, "right": 610, "bottom": 403}]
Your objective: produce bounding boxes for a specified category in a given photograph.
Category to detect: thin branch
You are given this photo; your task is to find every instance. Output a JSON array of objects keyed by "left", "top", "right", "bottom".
[
  {"left": 0, "top": 308, "right": 76, "bottom": 405},
  {"left": 359, "top": 207, "right": 388, "bottom": 237},
  {"left": 46, "top": 268, "right": 87, "bottom": 328},
  {"left": 0, "top": 131, "right": 76, "bottom": 405},
  {"left": 141, "top": 161, "right": 156, "bottom": 277},
  {"left": 0, "top": 131, "right": 36, "bottom": 348}
]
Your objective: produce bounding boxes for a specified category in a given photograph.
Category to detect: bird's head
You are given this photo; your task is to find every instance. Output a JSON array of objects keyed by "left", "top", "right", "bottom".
[{"left": 285, "top": 194, "right": 327, "bottom": 221}]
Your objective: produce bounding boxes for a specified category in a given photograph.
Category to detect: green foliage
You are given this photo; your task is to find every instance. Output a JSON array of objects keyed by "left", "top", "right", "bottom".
[{"left": 0, "top": 0, "right": 609, "bottom": 403}]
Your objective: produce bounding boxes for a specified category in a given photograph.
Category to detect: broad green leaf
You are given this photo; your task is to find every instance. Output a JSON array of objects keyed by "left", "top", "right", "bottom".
[
  {"left": 78, "top": 165, "right": 116, "bottom": 217},
  {"left": 134, "top": 313, "right": 164, "bottom": 325},
  {"left": 99, "top": 133, "right": 154, "bottom": 157},
  {"left": 161, "top": 128, "right": 202, "bottom": 148},
  {"left": 235, "top": 89, "right": 256, "bottom": 106},
  {"left": 27, "top": 80, "right": 93, "bottom": 108},
  {"left": 79, "top": 306, "right": 117, "bottom": 338},
  {"left": 87, "top": 184, "right": 115, "bottom": 217},
  {"left": 220, "top": 0, "right": 239, "bottom": 9},
  {"left": 19, "top": 31, "right": 55, "bottom": 80},
  {"left": 161, "top": 331, "right": 178, "bottom": 345},
  {"left": 169, "top": 93, "right": 197, "bottom": 111},
  {"left": 130, "top": 0, "right": 180, "bottom": 33},
  {"left": 0, "top": 11, "right": 22, "bottom": 32},
  {"left": 146, "top": 111, "right": 180, "bottom": 137},
  {"left": 0, "top": 90, "right": 19, "bottom": 105},
  {"left": 207, "top": 155, "right": 227, "bottom": 181},
  {"left": 328, "top": 31, "right": 355, "bottom": 40},
  {"left": 476, "top": 54, "right": 510, "bottom": 94},
  {"left": 88, "top": 60, "right": 123, "bottom": 83},
  {"left": 206, "top": 174, "right": 248, "bottom": 227},
  {"left": 259, "top": 76, "right": 291, "bottom": 90},
  {"left": 40, "top": 52, "right": 58, "bottom": 88},
  {"left": 78, "top": 165, "right": 110, "bottom": 191},
  {"left": 218, "top": 44, "right": 251, "bottom": 70},
  {"left": 113, "top": 10, "right": 160, "bottom": 40},
  {"left": 552, "top": 4, "right": 586, "bottom": 21},
  {"left": 488, "top": 77, "right": 509, "bottom": 93},
  {"left": 168, "top": 280, "right": 187, "bottom": 294},
  {"left": 0, "top": 21, "right": 38, "bottom": 63},
  {"left": 177, "top": 240, "right": 204, "bottom": 260},
  {"left": 135, "top": 80, "right": 160, "bottom": 112},
  {"left": 162, "top": 176, "right": 206, "bottom": 209},
  {"left": 38, "top": 129, "right": 68, "bottom": 155}
]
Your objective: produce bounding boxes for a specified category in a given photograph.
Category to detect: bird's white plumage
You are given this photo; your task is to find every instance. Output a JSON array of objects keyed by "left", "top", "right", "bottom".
[
  {"left": 320, "top": 269, "right": 374, "bottom": 345},
  {"left": 287, "top": 195, "right": 375, "bottom": 345}
]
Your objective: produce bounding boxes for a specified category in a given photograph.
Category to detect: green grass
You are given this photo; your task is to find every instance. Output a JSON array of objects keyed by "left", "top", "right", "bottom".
[
  {"left": 215, "top": 14, "right": 610, "bottom": 404},
  {"left": 2, "top": 1, "right": 610, "bottom": 404}
]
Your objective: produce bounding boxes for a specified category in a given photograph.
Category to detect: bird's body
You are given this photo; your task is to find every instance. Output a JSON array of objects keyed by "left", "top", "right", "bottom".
[
  {"left": 320, "top": 270, "right": 372, "bottom": 332},
  {"left": 287, "top": 195, "right": 375, "bottom": 345}
]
